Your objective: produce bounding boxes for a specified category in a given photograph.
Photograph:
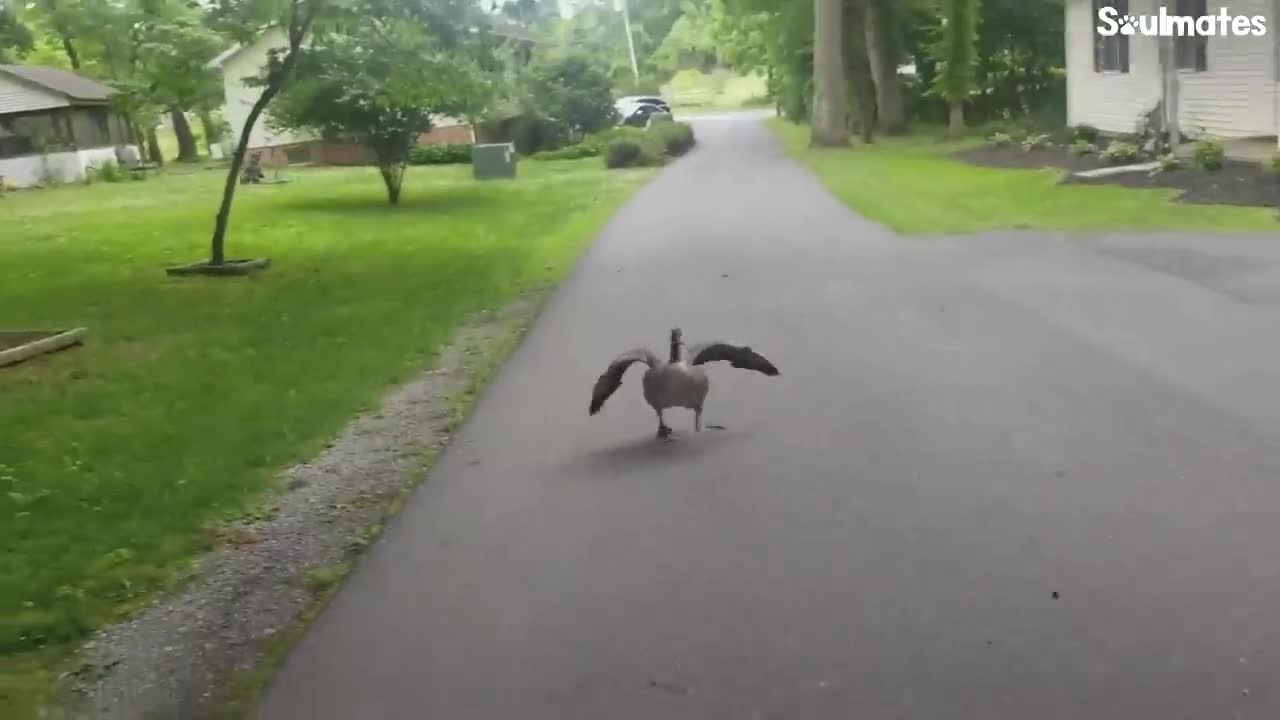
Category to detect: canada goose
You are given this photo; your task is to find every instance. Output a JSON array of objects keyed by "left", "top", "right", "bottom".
[{"left": 589, "top": 328, "right": 780, "bottom": 439}]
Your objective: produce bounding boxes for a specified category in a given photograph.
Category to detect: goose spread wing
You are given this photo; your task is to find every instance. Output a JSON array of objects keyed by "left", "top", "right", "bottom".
[
  {"left": 589, "top": 348, "right": 658, "bottom": 415},
  {"left": 687, "top": 341, "right": 780, "bottom": 376}
]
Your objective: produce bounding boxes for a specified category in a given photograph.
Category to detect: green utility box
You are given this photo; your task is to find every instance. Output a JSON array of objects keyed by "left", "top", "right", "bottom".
[{"left": 472, "top": 142, "right": 517, "bottom": 180}]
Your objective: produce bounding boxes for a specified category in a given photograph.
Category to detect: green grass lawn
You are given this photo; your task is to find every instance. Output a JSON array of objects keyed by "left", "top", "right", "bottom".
[
  {"left": 662, "top": 69, "right": 770, "bottom": 112},
  {"left": 0, "top": 159, "right": 653, "bottom": 714},
  {"left": 769, "top": 119, "right": 1278, "bottom": 234}
]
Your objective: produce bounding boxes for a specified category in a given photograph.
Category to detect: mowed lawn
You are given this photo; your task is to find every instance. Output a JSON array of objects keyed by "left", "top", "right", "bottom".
[
  {"left": 0, "top": 159, "right": 652, "bottom": 709},
  {"left": 769, "top": 119, "right": 1278, "bottom": 233}
]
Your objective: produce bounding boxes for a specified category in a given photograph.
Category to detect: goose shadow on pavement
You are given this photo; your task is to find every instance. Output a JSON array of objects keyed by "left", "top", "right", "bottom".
[{"left": 566, "top": 422, "right": 750, "bottom": 477}]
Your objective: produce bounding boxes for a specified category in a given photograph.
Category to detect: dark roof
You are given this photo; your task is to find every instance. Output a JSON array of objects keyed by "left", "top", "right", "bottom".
[{"left": 0, "top": 65, "right": 116, "bottom": 102}]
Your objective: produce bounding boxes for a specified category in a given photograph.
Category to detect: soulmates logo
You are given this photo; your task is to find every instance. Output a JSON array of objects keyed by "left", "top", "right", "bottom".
[{"left": 1097, "top": 6, "right": 1268, "bottom": 37}]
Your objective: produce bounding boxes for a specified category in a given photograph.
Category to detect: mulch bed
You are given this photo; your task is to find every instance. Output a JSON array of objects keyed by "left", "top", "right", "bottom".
[
  {"left": 953, "top": 144, "right": 1280, "bottom": 209},
  {"left": 954, "top": 144, "right": 1110, "bottom": 174},
  {"left": 1063, "top": 158, "right": 1280, "bottom": 208}
]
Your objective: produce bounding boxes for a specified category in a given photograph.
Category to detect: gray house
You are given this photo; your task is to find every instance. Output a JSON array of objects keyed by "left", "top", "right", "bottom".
[{"left": 0, "top": 65, "right": 135, "bottom": 188}]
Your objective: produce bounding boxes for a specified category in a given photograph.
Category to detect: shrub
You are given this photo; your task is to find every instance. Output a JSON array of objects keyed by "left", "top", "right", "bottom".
[
  {"left": 604, "top": 140, "right": 645, "bottom": 168},
  {"left": 1070, "top": 124, "right": 1100, "bottom": 143},
  {"left": 650, "top": 121, "right": 696, "bottom": 156},
  {"left": 603, "top": 136, "right": 664, "bottom": 169},
  {"left": 532, "top": 144, "right": 600, "bottom": 161},
  {"left": 1021, "top": 133, "right": 1051, "bottom": 151},
  {"left": 988, "top": 132, "right": 1012, "bottom": 147},
  {"left": 1192, "top": 139, "right": 1224, "bottom": 171},
  {"left": 1265, "top": 153, "right": 1280, "bottom": 178},
  {"left": 1101, "top": 141, "right": 1139, "bottom": 165},
  {"left": 1069, "top": 139, "right": 1095, "bottom": 156},
  {"left": 408, "top": 143, "right": 473, "bottom": 165},
  {"left": 95, "top": 160, "right": 126, "bottom": 183}
]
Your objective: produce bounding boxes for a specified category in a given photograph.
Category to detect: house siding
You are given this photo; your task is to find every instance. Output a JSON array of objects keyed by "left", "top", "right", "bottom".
[
  {"left": 1067, "top": 0, "right": 1277, "bottom": 138},
  {"left": 0, "top": 73, "right": 69, "bottom": 114},
  {"left": 219, "top": 27, "right": 313, "bottom": 152}
]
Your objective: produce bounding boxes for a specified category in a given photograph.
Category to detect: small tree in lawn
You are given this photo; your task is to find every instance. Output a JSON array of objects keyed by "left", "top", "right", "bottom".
[
  {"left": 526, "top": 54, "right": 617, "bottom": 143},
  {"left": 270, "top": 22, "right": 490, "bottom": 205},
  {"left": 204, "top": 0, "right": 325, "bottom": 269}
]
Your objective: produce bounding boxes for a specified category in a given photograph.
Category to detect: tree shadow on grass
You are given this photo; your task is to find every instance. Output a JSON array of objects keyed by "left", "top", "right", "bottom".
[{"left": 277, "top": 185, "right": 505, "bottom": 216}]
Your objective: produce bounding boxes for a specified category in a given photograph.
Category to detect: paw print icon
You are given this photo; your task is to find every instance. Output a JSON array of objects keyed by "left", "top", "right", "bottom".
[{"left": 1118, "top": 14, "right": 1139, "bottom": 34}]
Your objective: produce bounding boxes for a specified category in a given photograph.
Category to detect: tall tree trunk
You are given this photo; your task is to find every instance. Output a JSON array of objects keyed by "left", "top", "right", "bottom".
[
  {"left": 810, "top": 0, "right": 848, "bottom": 147},
  {"left": 60, "top": 33, "right": 80, "bottom": 69},
  {"left": 378, "top": 163, "right": 404, "bottom": 205},
  {"left": 170, "top": 107, "right": 199, "bottom": 162},
  {"left": 210, "top": 81, "right": 280, "bottom": 265},
  {"left": 864, "top": 0, "right": 906, "bottom": 134},
  {"left": 198, "top": 108, "right": 221, "bottom": 153},
  {"left": 146, "top": 127, "right": 164, "bottom": 166},
  {"left": 948, "top": 100, "right": 965, "bottom": 138},
  {"left": 844, "top": 0, "right": 877, "bottom": 143},
  {"left": 209, "top": 0, "right": 316, "bottom": 266}
]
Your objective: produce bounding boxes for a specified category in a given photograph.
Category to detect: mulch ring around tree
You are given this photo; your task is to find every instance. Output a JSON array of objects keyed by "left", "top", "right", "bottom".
[{"left": 953, "top": 145, "right": 1280, "bottom": 208}]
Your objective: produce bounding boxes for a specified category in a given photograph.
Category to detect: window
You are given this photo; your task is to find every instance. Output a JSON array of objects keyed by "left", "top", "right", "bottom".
[
  {"left": 1174, "top": 0, "right": 1208, "bottom": 71},
  {"left": 1093, "top": 0, "right": 1130, "bottom": 73},
  {"left": 0, "top": 112, "right": 72, "bottom": 158}
]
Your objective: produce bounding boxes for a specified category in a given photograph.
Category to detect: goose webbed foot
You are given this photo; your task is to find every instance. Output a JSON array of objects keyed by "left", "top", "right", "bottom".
[{"left": 656, "top": 425, "right": 674, "bottom": 440}]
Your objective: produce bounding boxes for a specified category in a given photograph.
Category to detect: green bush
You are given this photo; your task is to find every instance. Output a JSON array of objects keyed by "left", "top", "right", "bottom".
[
  {"left": 1070, "top": 124, "right": 1100, "bottom": 143},
  {"left": 650, "top": 121, "right": 696, "bottom": 156},
  {"left": 1192, "top": 139, "right": 1224, "bottom": 171},
  {"left": 604, "top": 140, "right": 645, "bottom": 168},
  {"left": 603, "top": 137, "right": 665, "bottom": 169},
  {"left": 96, "top": 161, "right": 126, "bottom": 183},
  {"left": 1069, "top": 139, "right": 1095, "bottom": 156},
  {"left": 1101, "top": 141, "right": 1139, "bottom": 165},
  {"left": 408, "top": 143, "right": 473, "bottom": 165},
  {"left": 532, "top": 144, "right": 601, "bottom": 161},
  {"left": 1157, "top": 153, "right": 1182, "bottom": 172},
  {"left": 1265, "top": 153, "right": 1280, "bottom": 178}
]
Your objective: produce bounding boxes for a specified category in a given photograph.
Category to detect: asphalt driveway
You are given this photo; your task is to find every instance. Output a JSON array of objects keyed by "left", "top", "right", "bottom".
[{"left": 257, "top": 112, "right": 1280, "bottom": 719}]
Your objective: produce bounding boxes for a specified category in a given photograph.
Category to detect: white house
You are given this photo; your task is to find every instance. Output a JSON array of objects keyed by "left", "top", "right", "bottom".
[
  {"left": 0, "top": 65, "right": 136, "bottom": 188},
  {"left": 206, "top": 27, "right": 478, "bottom": 167},
  {"left": 1066, "top": 0, "right": 1280, "bottom": 148}
]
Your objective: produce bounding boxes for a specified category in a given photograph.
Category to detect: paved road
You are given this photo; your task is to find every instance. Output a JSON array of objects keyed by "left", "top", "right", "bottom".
[{"left": 257, "top": 113, "right": 1280, "bottom": 719}]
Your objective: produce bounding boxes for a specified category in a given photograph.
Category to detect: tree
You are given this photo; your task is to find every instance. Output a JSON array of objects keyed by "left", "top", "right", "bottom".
[
  {"left": 0, "top": 8, "right": 34, "bottom": 62},
  {"left": 656, "top": 0, "right": 717, "bottom": 72},
  {"left": 809, "top": 0, "right": 847, "bottom": 146},
  {"left": 843, "top": 0, "right": 875, "bottom": 142},
  {"left": 134, "top": 17, "right": 225, "bottom": 162},
  {"left": 863, "top": 0, "right": 905, "bottom": 133},
  {"left": 208, "top": 0, "right": 322, "bottom": 267},
  {"left": 272, "top": 22, "right": 490, "bottom": 204},
  {"left": 930, "top": 0, "right": 980, "bottom": 138},
  {"left": 526, "top": 54, "right": 616, "bottom": 141}
]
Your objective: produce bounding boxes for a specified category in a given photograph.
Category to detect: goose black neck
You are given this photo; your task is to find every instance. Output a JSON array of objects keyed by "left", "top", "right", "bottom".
[{"left": 669, "top": 339, "right": 681, "bottom": 363}]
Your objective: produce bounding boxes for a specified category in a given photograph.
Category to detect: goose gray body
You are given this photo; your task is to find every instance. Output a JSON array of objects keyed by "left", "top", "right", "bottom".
[{"left": 589, "top": 328, "right": 779, "bottom": 438}]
